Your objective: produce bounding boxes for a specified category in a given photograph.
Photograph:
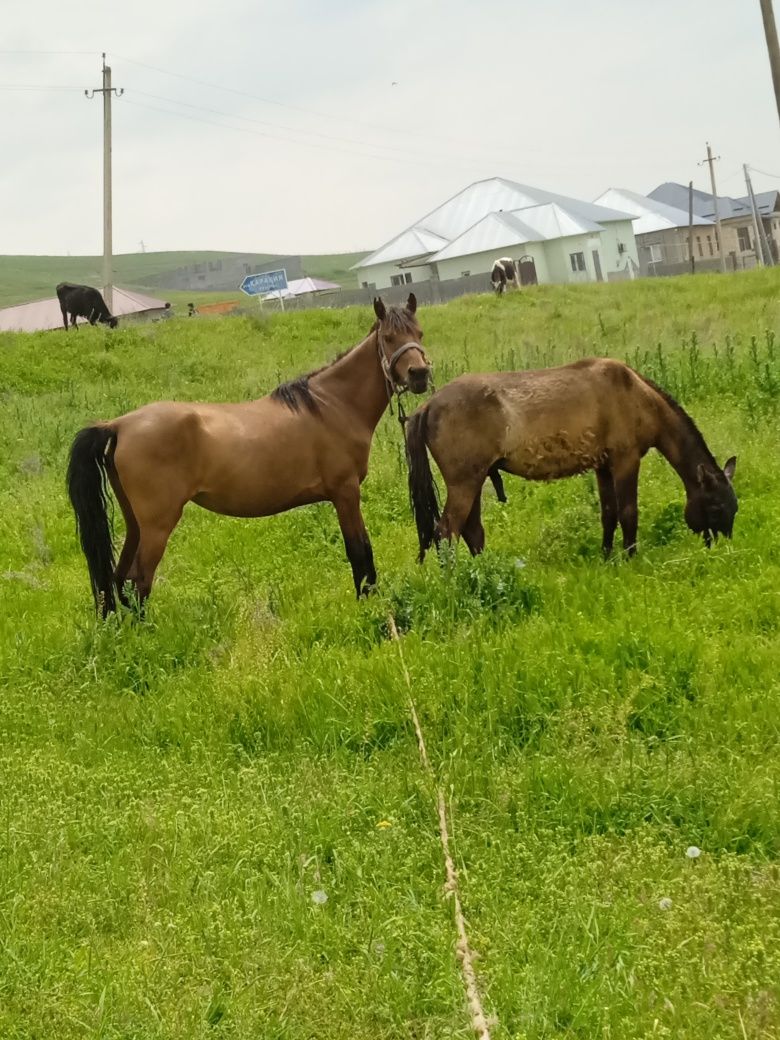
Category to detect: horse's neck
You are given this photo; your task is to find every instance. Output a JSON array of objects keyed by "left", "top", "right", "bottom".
[
  {"left": 313, "top": 331, "right": 389, "bottom": 431},
  {"left": 653, "top": 398, "right": 709, "bottom": 494}
]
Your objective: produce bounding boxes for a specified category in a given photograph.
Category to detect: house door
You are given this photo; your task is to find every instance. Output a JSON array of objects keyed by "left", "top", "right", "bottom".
[
  {"left": 591, "top": 250, "right": 603, "bottom": 282},
  {"left": 518, "top": 255, "right": 538, "bottom": 286}
]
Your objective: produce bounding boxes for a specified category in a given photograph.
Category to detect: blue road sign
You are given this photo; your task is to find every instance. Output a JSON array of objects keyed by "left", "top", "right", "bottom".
[{"left": 239, "top": 268, "right": 288, "bottom": 295}]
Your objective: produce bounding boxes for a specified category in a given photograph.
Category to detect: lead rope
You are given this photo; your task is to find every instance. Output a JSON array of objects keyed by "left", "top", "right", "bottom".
[{"left": 387, "top": 615, "right": 493, "bottom": 1040}]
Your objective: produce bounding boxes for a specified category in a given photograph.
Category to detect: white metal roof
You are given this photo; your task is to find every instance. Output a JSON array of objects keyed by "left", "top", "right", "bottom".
[
  {"left": 594, "top": 187, "right": 713, "bottom": 234},
  {"left": 263, "top": 276, "right": 341, "bottom": 300},
  {"left": 430, "top": 211, "right": 543, "bottom": 261},
  {"left": 355, "top": 177, "right": 635, "bottom": 269},
  {"left": 0, "top": 286, "right": 169, "bottom": 333},
  {"left": 357, "top": 227, "right": 449, "bottom": 268}
]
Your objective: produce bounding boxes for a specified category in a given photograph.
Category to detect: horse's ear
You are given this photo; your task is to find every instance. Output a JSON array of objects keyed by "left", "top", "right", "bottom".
[
  {"left": 723, "top": 456, "right": 737, "bottom": 482},
  {"left": 697, "top": 464, "right": 717, "bottom": 488},
  {"left": 406, "top": 292, "right": 417, "bottom": 315},
  {"left": 373, "top": 297, "right": 386, "bottom": 321}
]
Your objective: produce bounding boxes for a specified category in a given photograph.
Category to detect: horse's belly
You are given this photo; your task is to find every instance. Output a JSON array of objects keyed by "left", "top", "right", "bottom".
[
  {"left": 504, "top": 432, "right": 605, "bottom": 481},
  {"left": 193, "top": 462, "right": 326, "bottom": 517}
]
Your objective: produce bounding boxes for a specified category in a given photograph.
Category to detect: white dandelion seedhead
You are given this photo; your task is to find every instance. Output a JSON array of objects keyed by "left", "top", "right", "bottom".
[
  {"left": 311, "top": 889, "right": 328, "bottom": 905},
  {"left": 685, "top": 846, "right": 702, "bottom": 859},
  {"left": 658, "top": 897, "right": 673, "bottom": 911}
]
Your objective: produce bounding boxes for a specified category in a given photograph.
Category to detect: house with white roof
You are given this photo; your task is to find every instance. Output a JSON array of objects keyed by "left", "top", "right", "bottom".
[
  {"left": 353, "top": 177, "right": 640, "bottom": 290},
  {"left": 594, "top": 187, "right": 714, "bottom": 273}
]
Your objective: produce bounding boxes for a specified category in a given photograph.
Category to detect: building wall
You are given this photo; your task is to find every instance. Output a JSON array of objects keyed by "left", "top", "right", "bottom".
[
  {"left": 637, "top": 219, "right": 767, "bottom": 273},
  {"left": 596, "top": 220, "right": 640, "bottom": 276},
  {"left": 434, "top": 242, "right": 550, "bottom": 285},
  {"left": 147, "top": 254, "right": 304, "bottom": 292},
  {"left": 354, "top": 260, "right": 432, "bottom": 290}
]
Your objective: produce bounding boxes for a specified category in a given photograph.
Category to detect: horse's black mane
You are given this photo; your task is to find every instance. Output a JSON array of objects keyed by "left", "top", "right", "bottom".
[
  {"left": 639, "top": 374, "right": 718, "bottom": 467},
  {"left": 270, "top": 348, "right": 351, "bottom": 414},
  {"left": 271, "top": 306, "right": 418, "bottom": 415}
]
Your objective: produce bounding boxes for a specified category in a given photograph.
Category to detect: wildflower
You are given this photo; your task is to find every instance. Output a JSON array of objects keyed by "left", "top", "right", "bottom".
[
  {"left": 311, "top": 889, "right": 328, "bottom": 905},
  {"left": 685, "top": 846, "right": 701, "bottom": 859},
  {"left": 658, "top": 897, "right": 673, "bottom": 911},
  {"left": 376, "top": 819, "right": 392, "bottom": 830}
]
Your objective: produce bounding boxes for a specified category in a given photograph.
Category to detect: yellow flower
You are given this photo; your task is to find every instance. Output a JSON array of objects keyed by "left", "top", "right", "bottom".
[{"left": 376, "top": 819, "right": 393, "bottom": 829}]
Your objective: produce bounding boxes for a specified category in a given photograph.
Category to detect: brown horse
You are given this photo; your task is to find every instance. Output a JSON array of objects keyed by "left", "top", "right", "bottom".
[
  {"left": 67, "top": 294, "right": 430, "bottom": 615},
  {"left": 405, "top": 357, "right": 737, "bottom": 560}
]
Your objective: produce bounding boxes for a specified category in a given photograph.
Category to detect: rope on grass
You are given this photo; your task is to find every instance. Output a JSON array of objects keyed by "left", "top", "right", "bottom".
[{"left": 387, "top": 614, "right": 493, "bottom": 1040}]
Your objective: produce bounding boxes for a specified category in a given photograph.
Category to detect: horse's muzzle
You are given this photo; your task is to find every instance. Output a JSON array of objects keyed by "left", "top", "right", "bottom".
[{"left": 407, "top": 366, "right": 431, "bottom": 395}]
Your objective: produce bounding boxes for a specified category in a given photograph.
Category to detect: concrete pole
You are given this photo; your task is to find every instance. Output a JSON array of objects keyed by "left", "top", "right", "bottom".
[
  {"left": 701, "top": 143, "right": 727, "bottom": 273},
  {"left": 760, "top": 0, "right": 780, "bottom": 128},
  {"left": 102, "top": 57, "right": 114, "bottom": 310},
  {"left": 688, "top": 180, "right": 695, "bottom": 274},
  {"left": 86, "top": 55, "right": 123, "bottom": 311},
  {"left": 744, "top": 163, "right": 774, "bottom": 265}
]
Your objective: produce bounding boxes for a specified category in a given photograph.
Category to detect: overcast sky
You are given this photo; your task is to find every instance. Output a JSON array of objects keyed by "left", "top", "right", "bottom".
[{"left": 3, "top": 0, "right": 780, "bottom": 257}]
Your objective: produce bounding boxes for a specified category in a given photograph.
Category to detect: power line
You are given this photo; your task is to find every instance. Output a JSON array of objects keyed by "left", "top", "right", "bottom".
[
  {"left": 126, "top": 87, "right": 540, "bottom": 169},
  {"left": 748, "top": 164, "right": 780, "bottom": 178},
  {"left": 111, "top": 51, "right": 530, "bottom": 156},
  {"left": 0, "top": 84, "right": 83, "bottom": 91},
  {"left": 0, "top": 49, "right": 98, "bottom": 56},
  {"left": 120, "top": 96, "right": 503, "bottom": 175}
]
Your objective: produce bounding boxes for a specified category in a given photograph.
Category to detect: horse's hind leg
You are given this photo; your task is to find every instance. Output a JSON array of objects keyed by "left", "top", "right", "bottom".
[
  {"left": 107, "top": 466, "right": 140, "bottom": 606},
  {"left": 595, "top": 466, "right": 618, "bottom": 558},
  {"left": 130, "top": 517, "right": 181, "bottom": 606},
  {"left": 461, "top": 492, "right": 485, "bottom": 556},
  {"left": 613, "top": 459, "right": 640, "bottom": 556},
  {"left": 437, "top": 480, "right": 483, "bottom": 547}
]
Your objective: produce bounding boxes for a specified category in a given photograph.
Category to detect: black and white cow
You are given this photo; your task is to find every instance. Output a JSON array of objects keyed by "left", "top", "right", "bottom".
[
  {"left": 56, "top": 283, "right": 119, "bottom": 330},
  {"left": 490, "top": 257, "right": 520, "bottom": 295}
]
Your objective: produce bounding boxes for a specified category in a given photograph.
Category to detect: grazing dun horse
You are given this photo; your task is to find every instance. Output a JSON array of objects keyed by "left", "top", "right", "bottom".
[
  {"left": 490, "top": 257, "right": 520, "bottom": 295},
  {"left": 67, "top": 294, "right": 430, "bottom": 615},
  {"left": 405, "top": 357, "right": 737, "bottom": 560}
]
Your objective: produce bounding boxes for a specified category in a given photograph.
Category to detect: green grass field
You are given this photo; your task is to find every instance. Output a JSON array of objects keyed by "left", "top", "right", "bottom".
[
  {"left": 0, "top": 250, "right": 368, "bottom": 309},
  {"left": 1, "top": 272, "right": 779, "bottom": 1038}
]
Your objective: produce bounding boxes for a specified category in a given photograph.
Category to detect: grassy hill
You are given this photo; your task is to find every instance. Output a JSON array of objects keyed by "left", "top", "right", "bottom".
[
  {"left": 0, "top": 250, "right": 368, "bottom": 308},
  {"left": 1, "top": 272, "right": 779, "bottom": 1037}
]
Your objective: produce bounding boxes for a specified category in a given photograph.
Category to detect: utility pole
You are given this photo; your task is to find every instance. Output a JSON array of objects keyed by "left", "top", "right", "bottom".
[
  {"left": 699, "top": 143, "right": 727, "bottom": 273},
  {"left": 688, "top": 180, "right": 695, "bottom": 274},
  {"left": 760, "top": 0, "right": 780, "bottom": 128},
  {"left": 86, "top": 54, "right": 123, "bottom": 311},
  {"left": 744, "top": 164, "right": 774, "bottom": 265}
]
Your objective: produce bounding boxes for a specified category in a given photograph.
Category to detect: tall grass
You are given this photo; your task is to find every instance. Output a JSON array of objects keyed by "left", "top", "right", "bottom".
[{"left": 1, "top": 270, "right": 779, "bottom": 1038}]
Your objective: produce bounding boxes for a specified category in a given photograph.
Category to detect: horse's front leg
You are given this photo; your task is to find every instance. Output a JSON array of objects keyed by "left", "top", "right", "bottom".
[
  {"left": 595, "top": 465, "right": 618, "bottom": 557},
  {"left": 332, "top": 483, "right": 376, "bottom": 598}
]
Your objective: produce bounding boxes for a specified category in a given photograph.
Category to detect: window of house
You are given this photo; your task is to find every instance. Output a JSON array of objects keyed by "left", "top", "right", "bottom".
[
  {"left": 461, "top": 271, "right": 471, "bottom": 277},
  {"left": 707, "top": 235, "right": 714, "bottom": 256},
  {"left": 648, "top": 243, "right": 664, "bottom": 263},
  {"left": 361, "top": 282, "right": 369, "bottom": 289},
  {"left": 737, "top": 226, "right": 752, "bottom": 251},
  {"left": 697, "top": 237, "right": 704, "bottom": 257},
  {"left": 390, "top": 274, "right": 405, "bottom": 286},
  {"left": 569, "top": 251, "right": 586, "bottom": 272}
]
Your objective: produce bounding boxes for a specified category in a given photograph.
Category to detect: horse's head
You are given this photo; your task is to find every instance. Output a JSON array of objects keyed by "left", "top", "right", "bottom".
[
  {"left": 107, "top": 316, "right": 119, "bottom": 329},
  {"left": 684, "top": 456, "right": 738, "bottom": 545},
  {"left": 373, "top": 293, "right": 431, "bottom": 395}
]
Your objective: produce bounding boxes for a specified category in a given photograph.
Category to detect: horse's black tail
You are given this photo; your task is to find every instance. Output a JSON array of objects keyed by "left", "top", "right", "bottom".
[
  {"left": 405, "top": 407, "right": 441, "bottom": 562},
  {"left": 66, "top": 425, "right": 118, "bottom": 616}
]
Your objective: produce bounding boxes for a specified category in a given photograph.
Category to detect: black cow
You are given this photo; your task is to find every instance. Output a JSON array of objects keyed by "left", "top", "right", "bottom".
[
  {"left": 56, "top": 283, "right": 119, "bottom": 330},
  {"left": 490, "top": 257, "right": 520, "bottom": 295}
]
